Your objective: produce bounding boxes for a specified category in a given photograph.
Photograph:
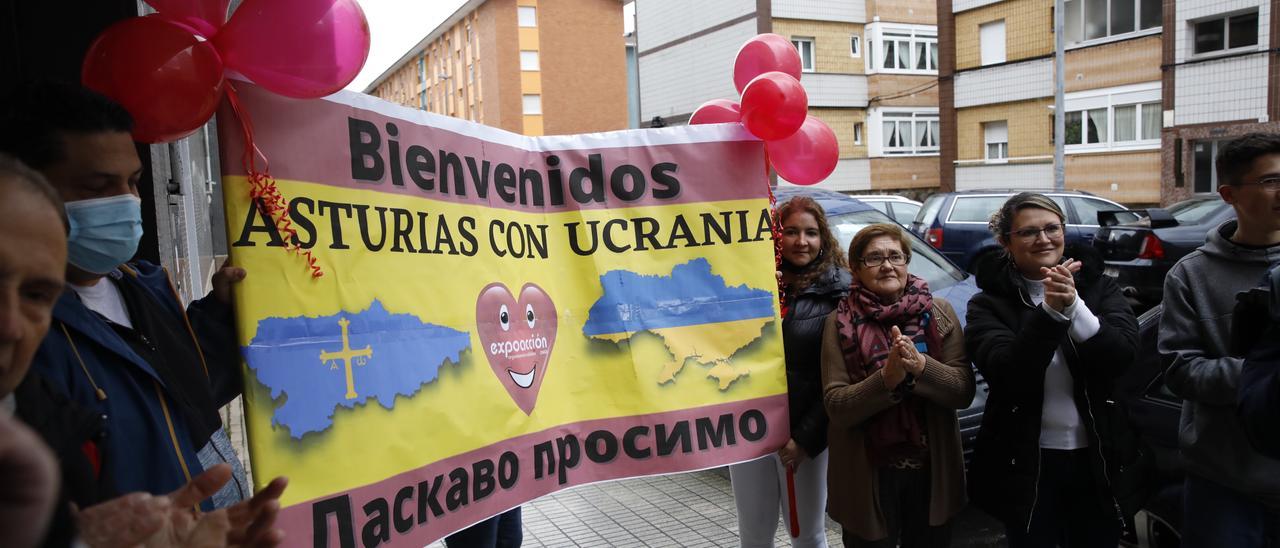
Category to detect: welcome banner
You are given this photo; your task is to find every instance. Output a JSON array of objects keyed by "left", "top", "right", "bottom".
[{"left": 217, "top": 83, "right": 788, "bottom": 547}]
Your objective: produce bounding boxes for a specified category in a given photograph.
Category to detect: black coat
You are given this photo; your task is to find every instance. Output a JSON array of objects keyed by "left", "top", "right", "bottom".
[
  {"left": 784, "top": 265, "right": 851, "bottom": 458},
  {"left": 963, "top": 245, "right": 1143, "bottom": 531},
  {"left": 15, "top": 371, "right": 113, "bottom": 547}
]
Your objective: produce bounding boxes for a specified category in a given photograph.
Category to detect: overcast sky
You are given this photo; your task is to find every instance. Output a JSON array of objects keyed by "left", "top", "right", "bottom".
[{"left": 348, "top": 0, "right": 635, "bottom": 93}]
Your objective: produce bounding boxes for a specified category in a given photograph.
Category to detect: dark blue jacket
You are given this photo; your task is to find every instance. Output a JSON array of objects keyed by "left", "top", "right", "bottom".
[
  {"left": 31, "top": 261, "right": 248, "bottom": 508},
  {"left": 1237, "top": 265, "right": 1280, "bottom": 459}
]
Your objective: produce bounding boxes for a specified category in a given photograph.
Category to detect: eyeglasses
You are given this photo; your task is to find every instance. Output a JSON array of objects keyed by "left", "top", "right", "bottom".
[
  {"left": 1008, "top": 223, "right": 1065, "bottom": 242},
  {"left": 860, "top": 253, "right": 908, "bottom": 267},
  {"left": 1241, "top": 177, "right": 1280, "bottom": 190}
]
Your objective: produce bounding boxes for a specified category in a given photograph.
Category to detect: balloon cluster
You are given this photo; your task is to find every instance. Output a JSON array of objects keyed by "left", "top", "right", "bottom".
[
  {"left": 81, "top": 0, "right": 371, "bottom": 143},
  {"left": 689, "top": 34, "right": 839, "bottom": 186}
]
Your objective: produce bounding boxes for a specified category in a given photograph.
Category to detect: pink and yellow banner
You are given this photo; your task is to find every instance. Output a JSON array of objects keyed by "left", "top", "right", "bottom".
[{"left": 217, "top": 83, "right": 787, "bottom": 547}]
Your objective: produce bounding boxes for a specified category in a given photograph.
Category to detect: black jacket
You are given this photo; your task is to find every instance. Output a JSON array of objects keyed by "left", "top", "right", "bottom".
[
  {"left": 784, "top": 265, "right": 851, "bottom": 458},
  {"left": 1236, "top": 264, "right": 1280, "bottom": 459},
  {"left": 15, "top": 371, "right": 114, "bottom": 547},
  {"left": 964, "top": 245, "right": 1142, "bottom": 530}
]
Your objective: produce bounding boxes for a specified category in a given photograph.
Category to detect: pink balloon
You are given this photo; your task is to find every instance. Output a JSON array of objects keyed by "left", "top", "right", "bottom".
[
  {"left": 733, "top": 33, "right": 802, "bottom": 95},
  {"left": 767, "top": 116, "right": 839, "bottom": 186},
  {"left": 740, "top": 72, "right": 808, "bottom": 141},
  {"left": 689, "top": 99, "right": 742, "bottom": 125},
  {"left": 213, "top": 0, "right": 371, "bottom": 98},
  {"left": 145, "top": 0, "right": 229, "bottom": 37}
]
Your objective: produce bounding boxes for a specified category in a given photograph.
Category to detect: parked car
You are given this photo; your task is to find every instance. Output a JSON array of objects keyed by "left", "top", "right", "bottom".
[
  {"left": 911, "top": 189, "right": 1139, "bottom": 273},
  {"left": 850, "top": 195, "right": 922, "bottom": 227},
  {"left": 774, "top": 186, "right": 987, "bottom": 460},
  {"left": 1117, "top": 304, "right": 1184, "bottom": 548},
  {"left": 1094, "top": 194, "right": 1235, "bottom": 307}
]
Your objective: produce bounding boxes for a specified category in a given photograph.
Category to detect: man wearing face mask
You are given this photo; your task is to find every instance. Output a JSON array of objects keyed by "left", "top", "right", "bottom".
[{"left": 0, "top": 82, "right": 253, "bottom": 511}]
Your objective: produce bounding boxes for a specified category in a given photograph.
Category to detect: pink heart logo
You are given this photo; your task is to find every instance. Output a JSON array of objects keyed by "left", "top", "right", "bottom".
[{"left": 475, "top": 283, "right": 558, "bottom": 415}]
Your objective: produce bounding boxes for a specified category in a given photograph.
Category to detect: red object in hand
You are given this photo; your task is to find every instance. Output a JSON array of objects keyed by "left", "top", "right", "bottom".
[{"left": 786, "top": 464, "right": 800, "bottom": 538}]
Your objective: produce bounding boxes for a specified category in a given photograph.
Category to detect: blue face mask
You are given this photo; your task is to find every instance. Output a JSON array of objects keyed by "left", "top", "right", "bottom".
[{"left": 65, "top": 194, "right": 143, "bottom": 275}]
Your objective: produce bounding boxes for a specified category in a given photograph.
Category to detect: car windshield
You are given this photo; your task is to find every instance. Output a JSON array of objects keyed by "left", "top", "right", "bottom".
[
  {"left": 828, "top": 210, "right": 967, "bottom": 291},
  {"left": 1168, "top": 198, "right": 1226, "bottom": 225},
  {"left": 915, "top": 194, "right": 946, "bottom": 228}
]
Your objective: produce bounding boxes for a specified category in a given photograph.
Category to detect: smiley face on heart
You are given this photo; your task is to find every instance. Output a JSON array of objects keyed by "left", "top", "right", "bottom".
[{"left": 475, "top": 282, "right": 558, "bottom": 415}]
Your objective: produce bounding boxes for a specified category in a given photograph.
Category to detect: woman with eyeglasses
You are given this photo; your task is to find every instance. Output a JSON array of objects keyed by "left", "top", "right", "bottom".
[
  {"left": 820, "top": 222, "right": 975, "bottom": 548},
  {"left": 964, "top": 192, "right": 1141, "bottom": 547},
  {"left": 730, "top": 196, "right": 848, "bottom": 548}
]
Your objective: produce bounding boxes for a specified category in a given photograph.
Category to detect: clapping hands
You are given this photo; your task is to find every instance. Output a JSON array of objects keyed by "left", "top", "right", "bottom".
[
  {"left": 883, "top": 325, "right": 925, "bottom": 389},
  {"left": 1041, "top": 259, "right": 1082, "bottom": 313}
]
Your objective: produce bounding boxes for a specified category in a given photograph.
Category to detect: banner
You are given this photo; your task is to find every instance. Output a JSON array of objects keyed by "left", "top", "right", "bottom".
[{"left": 217, "top": 83, "right": 788, "bottom": 547}]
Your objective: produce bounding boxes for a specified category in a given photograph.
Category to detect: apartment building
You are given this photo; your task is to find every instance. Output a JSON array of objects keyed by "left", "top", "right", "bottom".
[
  {"left": 365, "top": 0, "right": 629, "bottom": 136},
  {"left": 941, "top": 0, "right": 1165, "bottom": 205},
  {"left": 1161, "top": 0, "right": 1279, "bottom": 203},
  {"left": 634, "top": 0, "right": 941, "bottom": 195}
]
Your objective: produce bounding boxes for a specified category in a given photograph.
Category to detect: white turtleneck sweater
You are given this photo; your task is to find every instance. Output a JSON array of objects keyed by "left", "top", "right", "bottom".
[{"left": 1022, "top": 276, "right": 1101, "bottom": 450}]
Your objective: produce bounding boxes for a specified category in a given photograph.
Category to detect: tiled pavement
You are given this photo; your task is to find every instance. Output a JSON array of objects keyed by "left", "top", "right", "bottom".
[{"left": 428, "top": 469, "right": 846, "bottom": 548}]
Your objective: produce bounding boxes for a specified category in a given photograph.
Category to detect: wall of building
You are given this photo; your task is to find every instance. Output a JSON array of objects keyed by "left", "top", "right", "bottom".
[
  {"left": 635, "top": 0, "right": 754, "bottom": 52},
  {"left": 1064, "top": 35, "right": 1162, "bottom": 93},
  {"left": 954, "top": 0, "right": 1051, "bottom": 70},
  {"left": 868, "top": 74, "right": 939, "bottom": 107},
  {"left": 870, "top": 156, "right": 941, "bottom": 189},
  {"left": 539, "top": 0, "right": 628, "bottom": 134},
  {"left": 955, "top": 97, "right": 1053, "bottom": 160},
  {"left": 810, "top": 107, "right": 869, "bottom": 158},
  {"left": 1065, "top": 151, "right": 1161, "bottom": 204},
  {"left": 773, "top": 0, "right": 867, "bottom": 23},
  {"left": 773, "top": 18, "right": 866, "bottom": 73},
  {"left": 637, "top": 19, "right": 755, "bottom": 120},
  {"left": 782, "top": 158, "right": 873, "bottom": 191},
  {"left": 867, "top": 0, "right": 936, "bottom": 25},
  {"left": 953, "top": 57, "right": 1052, "bottom": 108},
  {"left": 955, "top": 161, "right": 1054, "bottom": 190}
]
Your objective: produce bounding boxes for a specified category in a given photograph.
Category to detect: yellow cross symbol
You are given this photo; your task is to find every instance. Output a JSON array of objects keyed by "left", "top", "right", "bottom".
[{"left": 319, "top": 317, "right": 373, "bottom": 400}]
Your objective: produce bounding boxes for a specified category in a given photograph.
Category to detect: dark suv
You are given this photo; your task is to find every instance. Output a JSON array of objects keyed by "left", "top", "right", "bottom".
[{"left": 911, "top": 189, "right": 1138, "bottom": 272}]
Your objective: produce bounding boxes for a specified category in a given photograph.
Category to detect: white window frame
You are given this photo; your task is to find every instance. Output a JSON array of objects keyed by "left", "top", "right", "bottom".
[
  {"left": 979, "top": 20, "right": 1007, "bottom": 66},
  {"left": 1064, "top": 82, "right": 1161, "bottom": 154},
  {"left": 983, "top": 121, "right": 1009, "bottom": 163},
  {"left": 517, "top": 6, "right": 537, "bottom": 28},
  {"left": 864, "top": 23, "right": 938, "bottom": 75},
  {"left": 1063, "top": 0, "right": 1162, "bottom": 49},
  {"left": 522, "top": 94, "right": 541, "bottom": 115},
  {"left": 791, "top": 37, "right": 816, "bottom": 72},
  {"left": 519, "top": 50, "right": 540, "bottom": 71},
  {"left": 868, "top": 108, "right": 940, "bottom": 157},
  {"left": 850, "top": 34, "right": 862, "bottom": 57},
  {"left": 1190, "top": 10, "right": 1261, "bottom": 58}
]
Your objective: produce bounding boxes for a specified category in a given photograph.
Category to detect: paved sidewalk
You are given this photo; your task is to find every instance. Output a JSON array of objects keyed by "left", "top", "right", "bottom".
[{"left": 429, "top": 468, "right": 846, "bottom": 548}]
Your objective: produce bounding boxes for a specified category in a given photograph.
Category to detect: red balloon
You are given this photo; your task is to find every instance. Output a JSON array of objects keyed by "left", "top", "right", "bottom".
[
  {"left": 733, "top": 33, "right": 803, "bottom": 95},
  {"left": 82, "top": 15, "right": 225, "bottom": 143},
  {"left": 145, "top": 0, "right": 229, "bottom": 37},
  {"left": 740, "top": 72, "right": 808, "bottom": 141},
  {"left": 214, "top": 0, "right": 371, "bottom": 98},
  {"left": 767, "top": 116, "right": 839, "bottom": 186},
  {"left": 689, "top": 99, "right": 742, "bottom": 125}
]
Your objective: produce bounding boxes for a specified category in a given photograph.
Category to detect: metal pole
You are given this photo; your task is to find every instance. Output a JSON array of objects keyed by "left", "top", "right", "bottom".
[{"left": 1054, "top": 0, "right": 1066, "bottom": 191}]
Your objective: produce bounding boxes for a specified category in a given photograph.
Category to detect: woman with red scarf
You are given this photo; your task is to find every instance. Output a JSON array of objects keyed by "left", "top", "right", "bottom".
[{"left": 820, "top": 223, "right": 975, "bottom": 548}]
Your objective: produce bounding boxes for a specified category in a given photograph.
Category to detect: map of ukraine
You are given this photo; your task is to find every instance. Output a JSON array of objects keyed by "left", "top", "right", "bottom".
[
  {"left": 583, "top": 258, "right": 775, "bottom": 389},
  {"left": 243, "top": 300, "right": 470, "bottom": 438}
]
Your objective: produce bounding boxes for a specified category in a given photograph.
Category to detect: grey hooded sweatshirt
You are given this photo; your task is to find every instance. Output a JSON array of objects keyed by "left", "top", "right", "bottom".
[{"left": 1160, "top": 220, "right": 1280, "bottom": 502}]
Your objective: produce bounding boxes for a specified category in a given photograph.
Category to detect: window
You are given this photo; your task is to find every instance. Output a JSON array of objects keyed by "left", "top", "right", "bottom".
[
  {"left": 792, "top": 37, "right": 815, "bottom": 72},
  {"left": 984, "top": 121, "right": 1009, "bottom": 160},
  {"left": 891, "top": 203, "right": 920, "bottom": 225},
  {"left": 1193, "top": 11, "right": 1258, "bottom": 54},
  {"left": 850, "top": 35, "right": 861, "bottom": 57},
  {"left": 948, "top": 196, "right": 1010, "bottom": 223},
  {"left": 1070, "top": 197, "right": 1130, "bottom": 226},
  {"left": 1065, "top": 100, "right": 1160, "bottom": 149},
  {"left": 979, "top": 20, "right": 1006, "bottom": 65},
  {"left": 1193, "top": 140, "right": 1228, "bottom": 192},
  {"left": 868, "top": 25, "right": 938, "bottom": 73},
  {"left": 1063, "top": 0, "right": 1160, "bottom": 45},
  {"left": 522, "top": 94, "right": 541, "bottom": 115},
  {"left": 853, "top": 122, "right": 864, "bottom": 145},
  {"left": 881, "top": 111, "right": 940, "bottom": 155},
  {"left": 518, "top": 6, "right": 537, "bottom": 27},
  {"left": 520, "top": 51, "right": 539, "bottom": 71}
]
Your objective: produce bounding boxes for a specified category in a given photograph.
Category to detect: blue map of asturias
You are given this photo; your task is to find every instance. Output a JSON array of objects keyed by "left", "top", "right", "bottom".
[{"left": 243, "top": 300, "right": 470, "bottom": 438}]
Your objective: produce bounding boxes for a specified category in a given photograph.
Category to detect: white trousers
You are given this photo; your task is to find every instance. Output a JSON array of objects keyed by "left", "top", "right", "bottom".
[{"left": 729, "top": 450, "right": 830, "bottom": 548}]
